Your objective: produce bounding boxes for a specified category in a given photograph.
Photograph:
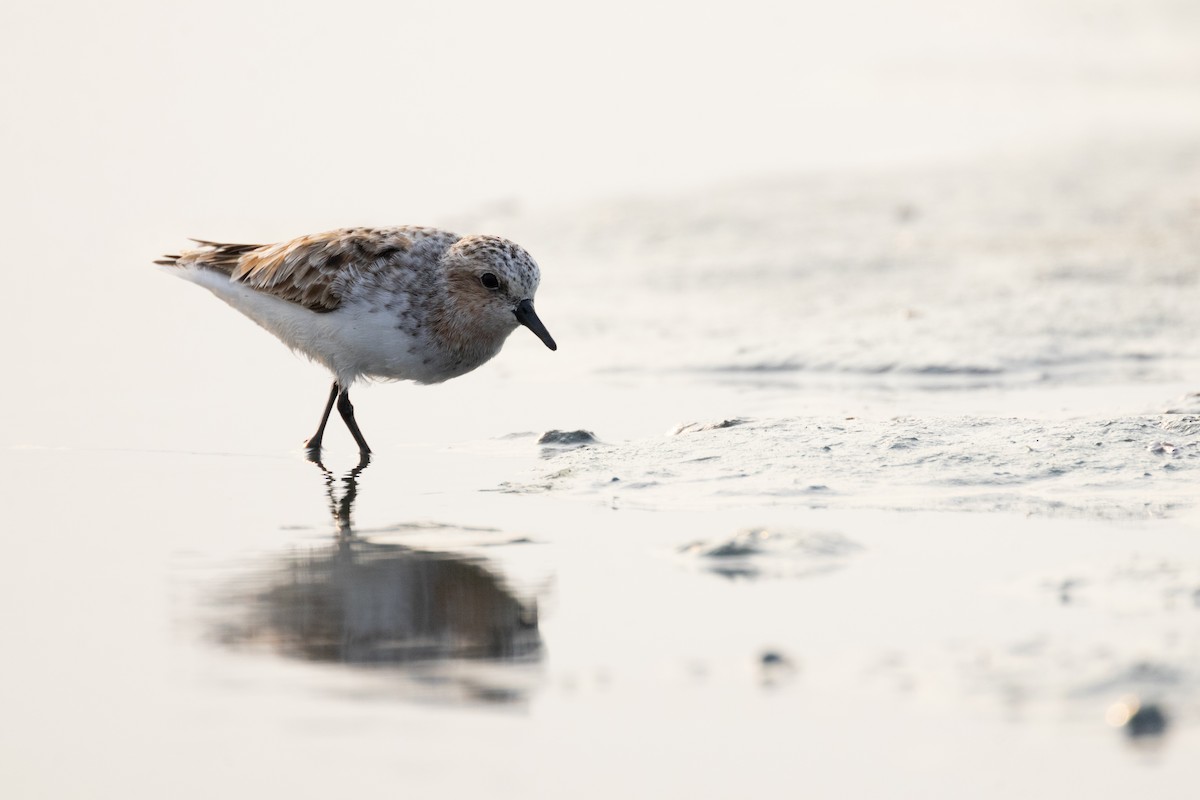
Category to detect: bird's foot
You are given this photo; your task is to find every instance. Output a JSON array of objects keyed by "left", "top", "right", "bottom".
[{"left": 304, "top": 438, "right": 325, "bottom": 463}]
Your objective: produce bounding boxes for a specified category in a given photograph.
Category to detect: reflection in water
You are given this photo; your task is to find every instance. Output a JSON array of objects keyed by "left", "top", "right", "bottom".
[
  {"left": 680, "top": 527, "right": 863, "bottom": 581},
  {"left": 311, "top": 451, "right": 372, "bottom": 538},
  {"left": 214, "top": 455, "right": 541, "bottom": 702}
]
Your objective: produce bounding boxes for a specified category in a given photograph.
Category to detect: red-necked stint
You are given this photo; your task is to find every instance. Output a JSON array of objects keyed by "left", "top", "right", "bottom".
[{"left": 157, "top": 226, "right": 556, "bottom": 455}]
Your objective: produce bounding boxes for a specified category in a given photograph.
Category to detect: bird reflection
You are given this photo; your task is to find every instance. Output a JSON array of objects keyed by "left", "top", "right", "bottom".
[
  {"left": 215, "top": 454, "right": 541, "bottom": 702},
  {"left": 307, "top": 450, "right": 372, "bottom": 537}
]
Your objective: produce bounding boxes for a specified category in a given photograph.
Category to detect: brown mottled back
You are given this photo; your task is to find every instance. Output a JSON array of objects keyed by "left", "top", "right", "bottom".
[{"left": 164, "top": 227, "right": 454, "bottom": 312}]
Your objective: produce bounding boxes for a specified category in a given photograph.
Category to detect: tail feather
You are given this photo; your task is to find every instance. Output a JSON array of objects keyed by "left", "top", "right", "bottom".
[
  {"left": 156, "top": 239, "right": 264, "bottom": 274},
  {"left": 188, "top": 238, "right": 260, "bottom": 252}
]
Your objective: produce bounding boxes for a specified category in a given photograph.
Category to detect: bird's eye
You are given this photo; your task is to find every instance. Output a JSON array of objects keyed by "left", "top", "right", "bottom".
[{"left": 480, "top": 272, "right": 500, "bottom": 290}]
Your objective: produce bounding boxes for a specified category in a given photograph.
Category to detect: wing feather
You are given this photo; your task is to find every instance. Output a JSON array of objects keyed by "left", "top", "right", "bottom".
[
  {"left": 172, "top": 227, "right": 444, "bottom": 312},
  {"left": 230, "top": 228, "right": 417, "bottom": 312}
]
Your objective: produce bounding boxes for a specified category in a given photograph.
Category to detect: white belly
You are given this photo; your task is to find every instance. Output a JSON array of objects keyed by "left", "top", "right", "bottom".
[{"left": 176, "top": 266, "right": 449, "bottom": 386}]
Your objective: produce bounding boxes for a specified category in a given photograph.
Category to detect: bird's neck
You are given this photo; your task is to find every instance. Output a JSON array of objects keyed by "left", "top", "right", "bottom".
[{"left": 429, "top": 283, "right": 510, "bottom": 371}]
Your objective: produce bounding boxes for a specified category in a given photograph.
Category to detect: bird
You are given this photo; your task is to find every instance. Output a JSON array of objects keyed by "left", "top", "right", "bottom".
[{"left": 156, "top": 226, "right": 556, "bottom": 455}]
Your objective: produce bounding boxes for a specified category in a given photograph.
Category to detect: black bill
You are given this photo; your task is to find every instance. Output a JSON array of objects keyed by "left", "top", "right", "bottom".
[{"left": 514, "top": 299, "right": 557, "bottom": 351}]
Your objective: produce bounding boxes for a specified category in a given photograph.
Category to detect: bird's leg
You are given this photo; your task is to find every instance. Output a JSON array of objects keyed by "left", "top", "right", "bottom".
[
  {"left": 336, "top": 388, "right": 372, "bottom": 455},
  {"left": 305, "top": 382, "right": 340, "bottom": 455}
]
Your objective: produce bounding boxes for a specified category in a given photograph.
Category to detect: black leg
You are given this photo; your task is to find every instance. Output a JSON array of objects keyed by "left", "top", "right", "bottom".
[
  {"left": 337, "top": 388, "right": 371, "bottom": 454},
  {"left": 305, "top": 382, "right": 340, "bottom": 455}
]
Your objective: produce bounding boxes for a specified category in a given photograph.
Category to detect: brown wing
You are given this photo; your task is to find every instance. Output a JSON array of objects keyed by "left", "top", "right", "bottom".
[
  {"left": 227, "top": 228, "right": 422, "bottom": 312},
  {"left": 164, "top": 227, "right": 439, "bottom": 312}
]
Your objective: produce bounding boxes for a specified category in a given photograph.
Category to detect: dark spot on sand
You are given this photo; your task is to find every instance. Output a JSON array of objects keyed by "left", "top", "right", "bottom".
[
  {"left": 1126, "top": 704, "right": 1169, "bottom": 738},
  {"left": 538, "top": 430, "right": 598, "bottom": 446},
  {"left": 759, "top": 650, "right": 798, "bottom": 686}
]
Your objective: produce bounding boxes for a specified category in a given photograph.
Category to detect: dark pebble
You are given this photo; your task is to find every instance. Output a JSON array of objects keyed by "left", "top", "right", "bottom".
[
  {"left": 1126, "top": 705, "right": 1168, "bottom": 738},
  {"left": 538, "top": 429, "right": 598, "bottom": 446}
]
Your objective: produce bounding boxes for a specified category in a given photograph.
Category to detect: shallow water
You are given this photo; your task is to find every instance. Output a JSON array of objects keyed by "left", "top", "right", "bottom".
[
  {"left": 5, "top": 446, "right": 1200, "bottom": 798},
  {"left": 5, "top": 1, "right": 1200, "bottom": 795}
]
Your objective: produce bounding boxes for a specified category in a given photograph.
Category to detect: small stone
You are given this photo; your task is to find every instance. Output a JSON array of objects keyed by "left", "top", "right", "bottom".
[
  {"left": 1126, "top": 704, "right": 1168, "bottom": 738},
  {"left": 538, "top": 429, "right": 598, "bottom": 446}
]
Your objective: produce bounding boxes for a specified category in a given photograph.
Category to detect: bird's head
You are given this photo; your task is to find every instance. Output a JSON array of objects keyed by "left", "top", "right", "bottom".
[{"left": 441, "top": 235, "right": 556, "bottom": 351}]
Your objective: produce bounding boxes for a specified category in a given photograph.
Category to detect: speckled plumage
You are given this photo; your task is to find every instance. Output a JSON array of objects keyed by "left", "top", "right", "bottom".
[{"left": 157, "top": 225, "right": 556, "bottom": 453}]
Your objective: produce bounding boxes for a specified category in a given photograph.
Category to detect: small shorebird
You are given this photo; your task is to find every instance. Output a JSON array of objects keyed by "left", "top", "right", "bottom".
[{"left": 157, "top": 226, "right": 556, "bottom": 455}]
